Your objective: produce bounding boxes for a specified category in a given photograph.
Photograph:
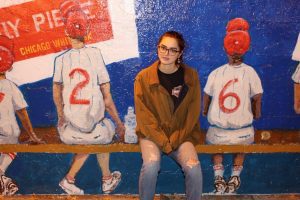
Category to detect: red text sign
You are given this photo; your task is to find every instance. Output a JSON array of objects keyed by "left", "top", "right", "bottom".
[{"left": 0, "top": 0, "right": 113, "bottom": 61}]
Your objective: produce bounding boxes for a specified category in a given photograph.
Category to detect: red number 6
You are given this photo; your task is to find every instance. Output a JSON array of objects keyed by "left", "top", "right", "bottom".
[
  {"left": 0, "top": 92, "right": 5, "bottom": 103},
  {"left": 218, "top": 78, "right": 240, "bottom": 113},
  {"left": 69, "top": 68, "right": 90, "bottom": 105}
]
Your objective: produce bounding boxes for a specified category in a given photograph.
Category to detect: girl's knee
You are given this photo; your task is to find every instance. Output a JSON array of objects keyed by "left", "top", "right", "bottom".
[
  {"left": 183, "top": 158, "right": 202, "bottom": 176},
  {"left": 141, "top": 160, "right": 161, "bottom": 175}
]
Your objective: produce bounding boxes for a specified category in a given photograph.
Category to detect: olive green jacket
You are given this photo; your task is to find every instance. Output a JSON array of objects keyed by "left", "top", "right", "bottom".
[{"left": 134, "top": 61, "right": 201, "bottom": 153}]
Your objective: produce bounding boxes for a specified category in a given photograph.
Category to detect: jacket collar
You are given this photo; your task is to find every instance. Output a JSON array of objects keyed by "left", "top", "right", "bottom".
[{"left": 148, "top": 60, "right": 194, "bottom": 87}]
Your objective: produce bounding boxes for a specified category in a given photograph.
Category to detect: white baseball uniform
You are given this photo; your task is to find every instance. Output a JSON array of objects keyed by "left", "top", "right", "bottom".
[
  {"left": 292, "top": 33, "right": 300, "bottom": 83},
  {"left": 0, "top": 79, "right": 28, "bottom": 144},
  {"left": 204, "top": 63, "right": 263, "bottom": 144},
  {"left": 292, "top": 64, "right": 300, "bottom": 83},
  {"left": 53, "top": 46, "right": 115, "bottom": 145},
  {"left": 292, "top": 33, "right": 300, "bottom": 62}
]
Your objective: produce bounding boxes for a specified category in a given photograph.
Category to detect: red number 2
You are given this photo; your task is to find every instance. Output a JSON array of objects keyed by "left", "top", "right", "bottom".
[
  {"left": 69, "top": 68, "right": 90, "bottom": 105},
  {"left": 0, "top": 92, "right": 5, "bottom": 103},
  {"left": 218, "top": 78, "right": 240, "bottom": 113}
]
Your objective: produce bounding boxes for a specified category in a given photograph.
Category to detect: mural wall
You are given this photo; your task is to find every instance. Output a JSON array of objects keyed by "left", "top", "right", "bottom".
[{"left": 0, "top": 0, "right": 299, "bottom": 195}]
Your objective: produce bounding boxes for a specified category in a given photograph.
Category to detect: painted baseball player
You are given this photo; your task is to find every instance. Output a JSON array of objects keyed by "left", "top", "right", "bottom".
[
  {"left": 53, "top": 0, "right": 125, "bottom": 194},
  {"left": 291, "top": 33, "right": 300, "bottom": 114},
  {"left": 203, "top": 18, "right": 263, "bottom": 194},
  {"left": 0, "top": 35, "right": 43, "bottom": 195}
]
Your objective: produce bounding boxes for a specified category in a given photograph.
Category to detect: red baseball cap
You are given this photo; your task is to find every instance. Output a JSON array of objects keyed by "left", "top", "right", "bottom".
[
  {"left": 0, "top": 36, "right": 14, "bottom": 73},
  {"left": 59, "top": 0, "right": 81, "bottom": 23},
  {"left": 226, "top": 18, "right": 250, "bottom": 32},
  {"left": 65, "top": 10, "right": 89, "bottom": 38},
  {"left": 224, "top": 30, "right": 250, "bottom": 56}
]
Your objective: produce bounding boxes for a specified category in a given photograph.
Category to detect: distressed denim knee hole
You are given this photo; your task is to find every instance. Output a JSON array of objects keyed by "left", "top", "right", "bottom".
[{"left": 185, "top": 158, "right": 200, "bottom": 169}]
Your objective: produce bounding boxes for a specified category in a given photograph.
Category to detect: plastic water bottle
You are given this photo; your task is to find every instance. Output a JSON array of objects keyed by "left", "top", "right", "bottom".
[{"left": 124, "top": 106, "right": 138, "bottom": 143}]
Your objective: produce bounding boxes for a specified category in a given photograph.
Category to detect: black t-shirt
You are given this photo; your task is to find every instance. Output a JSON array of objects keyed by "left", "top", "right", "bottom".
[{"left": 158, "top": 66, "right": 188, "bottom": 112}]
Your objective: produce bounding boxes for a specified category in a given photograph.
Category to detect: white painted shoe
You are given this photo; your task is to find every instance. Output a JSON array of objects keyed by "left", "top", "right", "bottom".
[
  {"left": 102, "top": 171, "right": 121, "bottom": 194},
  {"left": 225, "top": 176, "right": 241, "bottom": 194},
  {"left": 213, "top": 175, "right": 227, "bottom": 195},
  {"left": 59, "top": 178, "right": 84, "bottom": 195},
  {"left": 0, "top": 174, "right": 18, "bottom": 195}
]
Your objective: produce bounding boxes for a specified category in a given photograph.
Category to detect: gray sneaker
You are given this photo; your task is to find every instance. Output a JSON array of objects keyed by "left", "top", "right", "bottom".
[
  {"left": 102, "top": 171, "right": 121, "bottom": 194},
  {"left": 59, "top": 178, "right": 84, "bottom": 195}
]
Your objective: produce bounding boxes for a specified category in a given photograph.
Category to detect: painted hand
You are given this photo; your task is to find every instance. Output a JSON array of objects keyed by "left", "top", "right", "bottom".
[
  {"left": 57, "top": 116, "right": 66, "bottom": 128},
  {"left": 24, "top": 132, "right": 45, "bottom": 144},
  {"left": 116, "top": 123, "right": 125, "bottom": 142},
  {"left": 29, "top": 134, "right": 45, "bottom": 144}
]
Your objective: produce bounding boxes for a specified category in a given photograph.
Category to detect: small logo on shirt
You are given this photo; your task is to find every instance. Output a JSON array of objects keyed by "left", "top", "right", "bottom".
[{"left": 171, "top": 85, "right": 182, "bottom": 98}]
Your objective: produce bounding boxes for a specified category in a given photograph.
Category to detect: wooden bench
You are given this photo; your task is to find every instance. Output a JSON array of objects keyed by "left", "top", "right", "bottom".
[
  {"left": 0, "top": 128, "right": 299, "bottom": 199},
  {"left": 0, "top": 128, "right": 299, "bottom": 153}
]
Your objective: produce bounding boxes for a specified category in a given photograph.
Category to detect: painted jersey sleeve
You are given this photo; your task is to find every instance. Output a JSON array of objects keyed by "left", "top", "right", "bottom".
[
  {"left": 292, "top": 33, "right": 300, "bottom": 61},
  {"left": 96, "top": 49, "right": 110, "bottom": 85},
  {"left": 249, "top": 68, "right": 263, "bottom": 97},
  {"left": 203, "top": 69, "right": 217, "bottom": 96},
  {"left": 11, "top": 83, "right": 28, "bottom": 111},
  {"left": 53, "top": 55, "right": 63, "bottom": 83},
  {"left": 292, "top": 63, "right": 300, "bottom": 83}
]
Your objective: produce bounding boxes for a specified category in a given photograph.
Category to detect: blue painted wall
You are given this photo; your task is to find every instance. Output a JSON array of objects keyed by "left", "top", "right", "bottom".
[{"left": 9, "top": 0, "right": 300, "bottom": 194}]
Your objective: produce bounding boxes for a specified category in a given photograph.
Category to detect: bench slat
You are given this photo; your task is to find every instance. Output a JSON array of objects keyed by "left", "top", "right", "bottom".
[
  {"left": 0, "top": 128, "right": 296, "bottom": 153},
  {"left": 0, "top": 143, "right": 299, "bottom": 153}
]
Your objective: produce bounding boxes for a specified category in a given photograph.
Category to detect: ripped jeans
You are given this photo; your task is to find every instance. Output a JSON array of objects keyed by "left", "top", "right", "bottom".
[{"left": 139, "top": 139, "right": 203, "bottom": 200}]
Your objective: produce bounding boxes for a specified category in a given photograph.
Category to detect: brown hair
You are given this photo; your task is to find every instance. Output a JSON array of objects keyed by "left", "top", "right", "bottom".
[{"left": 157, "top": 31, "right": 185, "bottom": 63}]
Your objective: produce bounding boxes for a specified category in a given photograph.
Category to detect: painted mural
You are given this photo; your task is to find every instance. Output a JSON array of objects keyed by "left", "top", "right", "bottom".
[
  {"left": 203, "top": 18, "right": 263, "bottom": 195},
  {"left": 52, "top": 0, "right": 126, "bottom": 195},
  {"left": 0, "top": 0, "right": 299, "bottom": 197},
  {"left": 292, "top": 33, "right": 300, "bottom": 114}
]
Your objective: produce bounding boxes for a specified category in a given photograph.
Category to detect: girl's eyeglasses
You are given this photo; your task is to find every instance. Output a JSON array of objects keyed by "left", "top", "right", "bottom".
[{"left": 158, "top": 45, "right": 180, "bottom": 56}]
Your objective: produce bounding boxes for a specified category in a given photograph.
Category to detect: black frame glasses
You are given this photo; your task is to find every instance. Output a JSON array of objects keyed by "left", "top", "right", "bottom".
[{"left": 158, "top": 45, "right": 180, "bottom": 56}]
